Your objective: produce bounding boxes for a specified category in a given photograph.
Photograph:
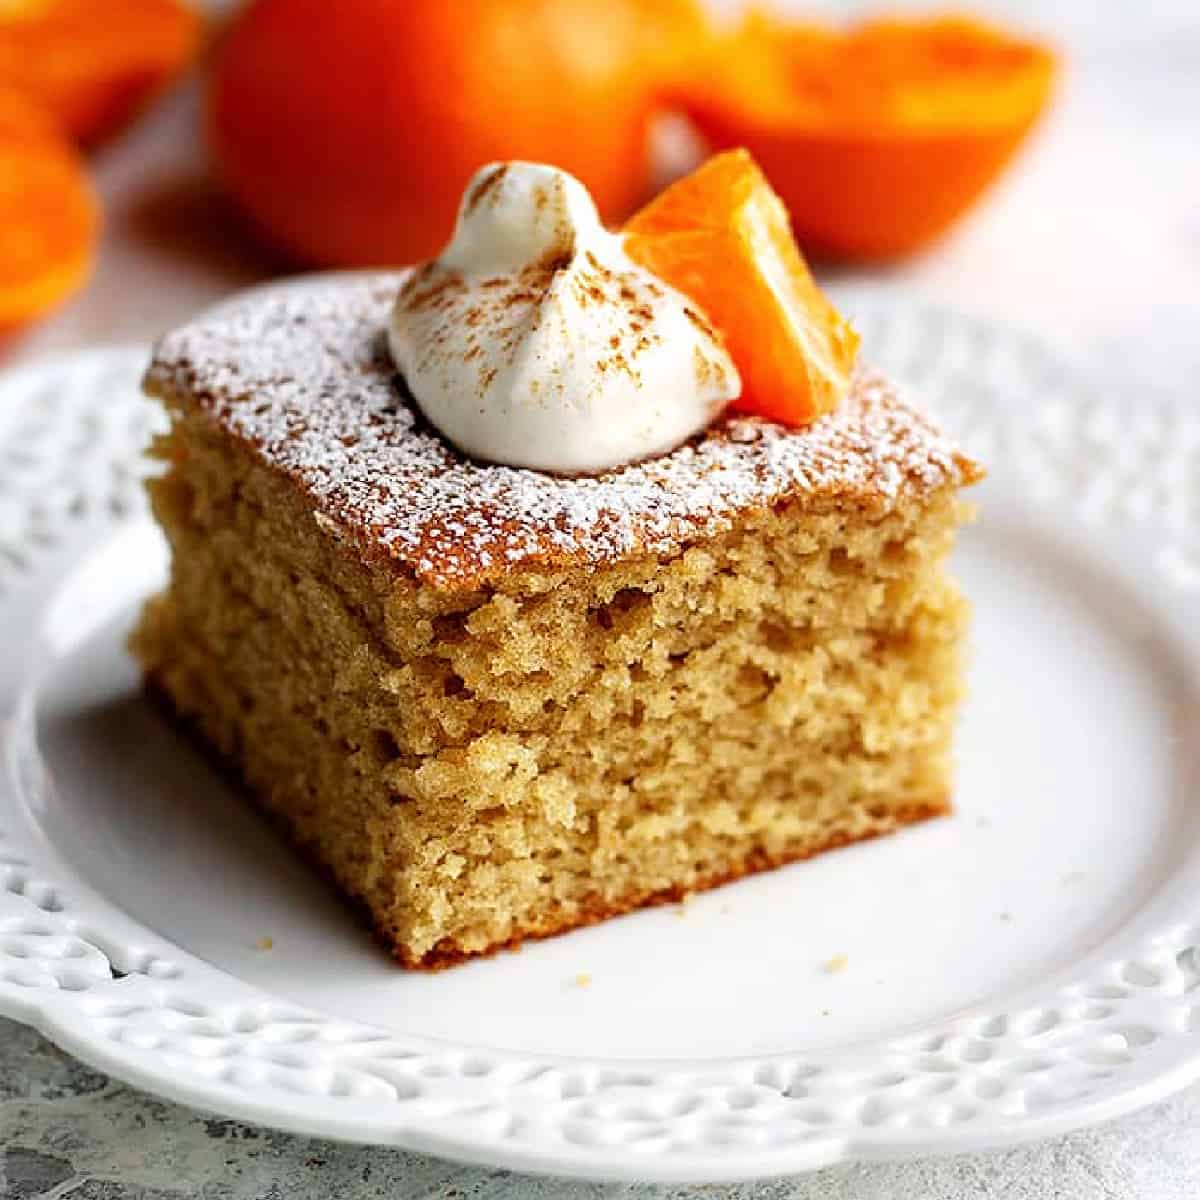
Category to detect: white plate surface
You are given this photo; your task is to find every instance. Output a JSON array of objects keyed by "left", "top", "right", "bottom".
[{"left": 2, "top": 297, "right": 1200, "bottom": 1183}]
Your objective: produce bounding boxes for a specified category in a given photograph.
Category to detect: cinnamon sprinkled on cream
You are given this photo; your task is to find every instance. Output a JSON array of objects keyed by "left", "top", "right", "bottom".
[
  {"left": 387, "top": 162, "right": 740, "bottom": 475},
  {"left": 463, "top": 163, "right": 508, "bottom": 216}
]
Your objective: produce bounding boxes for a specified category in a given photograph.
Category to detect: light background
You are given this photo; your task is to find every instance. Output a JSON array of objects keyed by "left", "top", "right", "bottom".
[
  {"left": 10, "top": 0, "right": 1200, "bottom": 402},
  {"left": 3, "top": 1, "right": 1200, "bottom": 1197}
]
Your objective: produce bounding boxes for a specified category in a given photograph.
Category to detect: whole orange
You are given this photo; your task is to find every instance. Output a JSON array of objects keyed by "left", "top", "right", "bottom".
[{"left": 208, "top": 0, "right": 705, "bottom": 268}]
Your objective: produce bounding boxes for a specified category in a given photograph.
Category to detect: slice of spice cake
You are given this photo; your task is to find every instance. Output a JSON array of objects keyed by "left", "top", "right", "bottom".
[{"left": 133, "top": 272, "right": 981, "bottom": 968}]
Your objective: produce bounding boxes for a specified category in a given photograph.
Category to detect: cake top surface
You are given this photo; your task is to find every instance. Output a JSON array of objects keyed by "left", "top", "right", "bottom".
[{"left": 147, "top": 274, "right": 982, "bottom": 591}]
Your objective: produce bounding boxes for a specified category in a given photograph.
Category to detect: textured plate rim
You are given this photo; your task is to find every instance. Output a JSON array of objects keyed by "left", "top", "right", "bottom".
[{"left": 2, "top": 300, "right": 1200, "bottom": 1183}]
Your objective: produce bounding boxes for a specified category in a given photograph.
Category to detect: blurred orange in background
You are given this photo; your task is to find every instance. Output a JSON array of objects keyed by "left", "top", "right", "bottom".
[
  {"left": 0, "top": 0, "right": 201, "bottom": 147},
  {"left": 0, "top": 88, "right": 98, "bottom": 332},
  {"left": 208, "top": 2, "right": 1055, "bottom": 271},
  {"left": 208, "top": 0, "right": 708, "bottom": 268},
  {"left": 681, "top": 14, "right": 1057, "bottom": 260},
  {"left": 0, "top": 0, "right": 201, "bottom": 332},
  {"left": 0, "top": 0, "right": 1059, "bottom": 338}
]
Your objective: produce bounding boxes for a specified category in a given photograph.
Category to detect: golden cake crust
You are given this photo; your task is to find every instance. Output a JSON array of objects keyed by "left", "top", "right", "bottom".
[{"left": 146, "top": 274, "right": 982, "bottom": 592}]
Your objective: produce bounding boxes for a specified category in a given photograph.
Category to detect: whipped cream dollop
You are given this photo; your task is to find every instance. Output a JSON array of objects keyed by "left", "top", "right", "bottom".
[{"left": 388, "top": 162, "right": 740, "bottom": 474}]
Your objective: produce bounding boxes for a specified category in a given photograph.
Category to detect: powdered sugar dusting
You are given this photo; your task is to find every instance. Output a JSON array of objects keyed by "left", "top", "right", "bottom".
[{"left": 147, "top": 275, "right": 981, "bottom": 591}]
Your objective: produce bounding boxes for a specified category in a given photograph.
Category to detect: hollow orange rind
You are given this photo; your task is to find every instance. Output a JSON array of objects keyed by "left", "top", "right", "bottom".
[{"left": 681, "top": 15, "right": 1058, "bottom": 260}]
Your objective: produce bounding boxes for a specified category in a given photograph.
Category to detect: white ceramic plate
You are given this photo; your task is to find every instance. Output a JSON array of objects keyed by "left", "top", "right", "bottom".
[{"left": 2, "top": 299, "right": 1200, "bottom": 1184}]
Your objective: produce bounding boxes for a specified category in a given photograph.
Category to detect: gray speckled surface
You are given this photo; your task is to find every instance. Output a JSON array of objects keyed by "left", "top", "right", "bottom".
[{"left": 4, "top": 1016, "right": 1200, "bottom": 1198}]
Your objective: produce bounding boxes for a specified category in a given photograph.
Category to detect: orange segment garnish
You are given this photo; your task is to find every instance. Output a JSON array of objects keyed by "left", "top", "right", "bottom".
[
  {"left": 0, "top": 89, "right": 99, "bottom": 331},
  {"left": 0, "top": 0, "right": 202, "bottom": 147},
  {"left": 679, "top": 15, "right": 1056, "bottom": 260},
  {"left": 624, "top": 148, "right": 858, "bottom": 427}
]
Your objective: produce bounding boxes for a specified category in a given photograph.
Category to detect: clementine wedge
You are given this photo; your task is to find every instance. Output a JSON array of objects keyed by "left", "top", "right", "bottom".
[{"left": 624, "top": 149, "right": 858, "bottom": 426}]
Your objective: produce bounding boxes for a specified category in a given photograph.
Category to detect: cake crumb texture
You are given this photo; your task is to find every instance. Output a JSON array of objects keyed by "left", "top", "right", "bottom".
[{"left": 133, "top": 365, "right": 976, "bottom": 966}]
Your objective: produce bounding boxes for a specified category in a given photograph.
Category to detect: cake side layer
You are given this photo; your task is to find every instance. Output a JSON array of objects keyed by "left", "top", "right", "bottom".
[
  {"left": 133, "top": 400, "right": 972, "bottom": 965},
  {"left": 138, "top": 627, "right": 954, "bottom": 967},
  {"left": 153, "top": 666, "right": 951, "bottom": 972},
  {"left": 134, "top": 524, "right": 966, "bottom": 963},
  {"left": 143, "top": 398, "right": 969, "bottom": 757},
  {"left": 144, "top": 275, "right": 982, "bottom": 591}
]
